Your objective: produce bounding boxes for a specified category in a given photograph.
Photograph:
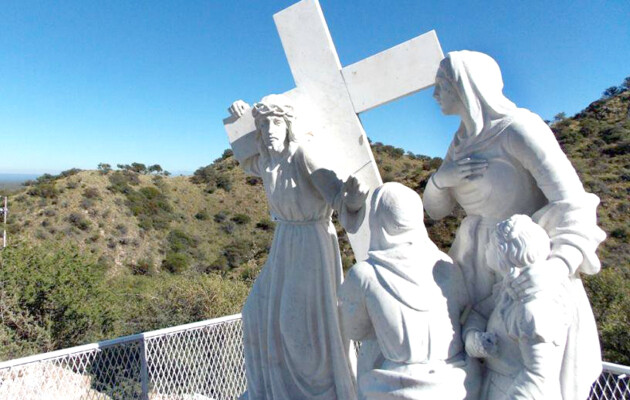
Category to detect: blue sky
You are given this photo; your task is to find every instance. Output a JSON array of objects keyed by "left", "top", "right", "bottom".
[{"left": 0, "top": 0, "right": 628, "bottom": 174}]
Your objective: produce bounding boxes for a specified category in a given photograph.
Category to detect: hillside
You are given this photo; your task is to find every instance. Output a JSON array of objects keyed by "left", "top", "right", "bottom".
[{"left": 0, "top": 86, "right": 628, "bottom": 363}]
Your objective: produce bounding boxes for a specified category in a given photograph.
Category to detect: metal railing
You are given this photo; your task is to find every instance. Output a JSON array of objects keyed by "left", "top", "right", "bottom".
[{"left": 0, "top": 313, "right": 627, "bottom": 399}]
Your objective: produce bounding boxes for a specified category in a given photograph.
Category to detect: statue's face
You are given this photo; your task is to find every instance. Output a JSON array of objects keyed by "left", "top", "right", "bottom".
[
  {"left": 260, "top": 115, "right": 288, "bottom": 154},
  {"left": 433, "top": 77, "right": 461, "bottom": 115}
]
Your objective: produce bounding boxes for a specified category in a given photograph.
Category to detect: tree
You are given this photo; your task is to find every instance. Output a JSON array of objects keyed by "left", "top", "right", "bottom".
[
  {"left": 97, "top": 163, "right": 112, "bottom": 174},
  {"left": 222, "top": 149, "right": 234, "bottom": 159},
  {"left": 130, "top": 162, "right": 147, "bottom": 174},
  {"left": 602, "top": 86, "right": 621, "bottom": 99},
  {"left": 148, "top": 164, "right": 163, "bottom": 175},
  {"left": 553, "top": 112, "right": 567, "bottom": 122},
  {"left": 621, "top": 76, "right": 630, "bottom": 92}
]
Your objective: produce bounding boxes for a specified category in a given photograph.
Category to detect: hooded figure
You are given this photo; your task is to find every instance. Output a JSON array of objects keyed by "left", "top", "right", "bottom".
[
  {"left": 339, "top": 182, "right": 481, "bottom": 400},
  {"left": 424, "top": 51, "right": 605, "bottom": 400}
]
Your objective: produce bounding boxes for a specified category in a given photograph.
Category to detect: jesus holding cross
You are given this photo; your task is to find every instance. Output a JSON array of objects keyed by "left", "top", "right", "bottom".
[{"left": 229, "top": 94, "right": 368, "bottom": 399}]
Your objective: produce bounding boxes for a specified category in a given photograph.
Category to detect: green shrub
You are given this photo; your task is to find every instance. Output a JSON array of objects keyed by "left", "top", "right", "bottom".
[
  {"left": 110, "top": 274, "right": 248, "bottom": 334},
  {"left": 126, "top": 186, "right": 172, "bottom": 231},
  {"left": 27, "top": 182, "right": 58, "bottom": 199},
  {"left": 97, "top": 163, "right": 112, "bottom": 174},
  {"left": 231, "top": 213, "right": 251, "bottom": 225},
  {"left": 167, "top": 229, "right": 197, "bottom": 253},
  {"left": 0, "top": 243, "right": 116, "bottom": 359},
  {"left": 214, "top": 211, "right": 228, "bottom": 223},
  {"left": 162, "top": 252, "right": 190, "bottom": 274},
  {"left": 190, "top": 165, "right": 217, "bottom": 185},
  {"left": 221, "top": 222, "right": 235, "bottom": 234},
  {"left": 107, "top": 171, "right": 140, "bottom": 193},
  {"left": 67, "top": 213, "right": 91, "bottom": 231},
  {"left": 216, "top": 174, "right": 232, "bottom": 192},
  {"left": 194, "top": 210, "right": 209, "bottom": 220},
  {"left": 223, "top": 241, "right": 252, "bottom": 269},
  {"left": 256, "top": 218, "right": 275, "bottom": 231},
  {"left": 130, "top": 162, "right": 147, "bottom": 174},
  {"left": 130, "top": 258, "right": 154, "bottom": 276},
  {"left": 221, "top": 149, "right": 234, "bottom": 159},
  {"left": 66, "top": 180, "right": 79, "bottom": 189},
  {"left": 246, "top": 176, "right": 262, "bottom": 186},
  {"left": 83, "top": 187, "right": 100, "bottom": 199},
  {"left": 209, "top": 256, "right": 229, "bottom": 272},
  {"left": 59, "top": 168, "right": 82, "bottom": 178}
]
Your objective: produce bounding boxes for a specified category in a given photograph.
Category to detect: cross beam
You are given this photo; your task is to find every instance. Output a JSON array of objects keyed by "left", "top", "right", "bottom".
[{"left": 225, "top": 0, "right": 443, "bottom": 260}]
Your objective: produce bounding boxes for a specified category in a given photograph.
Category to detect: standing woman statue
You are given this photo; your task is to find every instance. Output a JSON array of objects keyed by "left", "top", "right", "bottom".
[
  {"left": 228, "top": 94, "right": 367, "bottom": 400},
  {"left": 423, "top": 51, "right": 606, "bottom": 400}
]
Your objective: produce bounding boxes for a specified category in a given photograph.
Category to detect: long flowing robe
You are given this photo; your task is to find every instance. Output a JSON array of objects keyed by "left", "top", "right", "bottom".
[
  {"left": 239, "top": 142, "right": 361, "bottom": 400},
  {"left": 424, "top": 51, "right": 606, "bottom": 400},
  {"left": 339, "top": 183, "right": 481, "bottom": 400}
]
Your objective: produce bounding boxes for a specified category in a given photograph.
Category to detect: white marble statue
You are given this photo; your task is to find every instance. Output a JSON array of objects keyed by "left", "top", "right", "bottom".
[
  {"left": 338, "top": 182, "right": 482, "bottom": 400},
  {"left": 228, "top": 94, "right": 368, "bottom": 400},
  {"left": 424, "top": 50, "right": 606, "bottom": 400},
  {"left": 479, "top": 215, "right": 573, "bottom": 399}
]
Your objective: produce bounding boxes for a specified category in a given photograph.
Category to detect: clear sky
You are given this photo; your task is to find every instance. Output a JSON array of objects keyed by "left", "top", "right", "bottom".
[{"left": 0, "top": 0, "right": 628, "bottom": 174}]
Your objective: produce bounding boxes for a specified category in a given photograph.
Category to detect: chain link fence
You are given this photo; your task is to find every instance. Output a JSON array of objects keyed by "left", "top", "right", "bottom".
[{"left": 0, "top": 313, "right": 627, "bottom": 399}]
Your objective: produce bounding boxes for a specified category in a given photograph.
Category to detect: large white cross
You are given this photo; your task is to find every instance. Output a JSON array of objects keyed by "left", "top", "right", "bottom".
[{"left": 225, "top": 0, "right": 443, "bottom": 260}]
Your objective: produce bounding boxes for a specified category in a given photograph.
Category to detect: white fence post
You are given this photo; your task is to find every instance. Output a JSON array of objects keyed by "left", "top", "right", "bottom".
[{"left": 140, "top": 336, "right": 150, "bottom": 400}]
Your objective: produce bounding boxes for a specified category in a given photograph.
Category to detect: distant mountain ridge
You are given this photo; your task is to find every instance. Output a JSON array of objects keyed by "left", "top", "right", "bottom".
[{"left": 0, "top": 174, "right": 40, "bottom": 182}]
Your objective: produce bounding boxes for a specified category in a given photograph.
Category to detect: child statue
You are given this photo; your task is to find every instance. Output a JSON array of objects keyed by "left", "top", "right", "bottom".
[
  {"left": 338, "top": 182, "right": 482, "bottom": 400},
  {"left": 475, "top": 214, "right": 574, "bottom": 400}
]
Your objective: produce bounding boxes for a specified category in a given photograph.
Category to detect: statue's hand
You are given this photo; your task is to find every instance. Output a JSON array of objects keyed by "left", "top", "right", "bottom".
[
  {"left": 343, "top": 175, "right": 369, "bottom": 212},
  {"left": 432, "top": 157, "right": 488, "bottom": 189},
  {"left": 511, "top": 258, "right": 569, "bottom": 298},
  {"left": 228, "top": 100, "right": 250, "bottom": 118},
  {"left": 465, "top": 330, "right": 498, "bottom": 358}
]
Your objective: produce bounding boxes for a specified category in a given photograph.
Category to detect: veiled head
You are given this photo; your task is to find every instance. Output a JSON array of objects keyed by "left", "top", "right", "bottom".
[
  {"left": 369, "top": 182, "right": 428, "bottom": 252},
  {"left": 436, "top": 51, "right": 517, "bottom": 140}
]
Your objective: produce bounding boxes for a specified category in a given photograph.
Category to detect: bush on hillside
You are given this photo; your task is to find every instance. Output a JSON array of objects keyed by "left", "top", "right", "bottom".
[
  {"left": 107, "top": 170, "right": 140, "bottom": 193},
  {"left": 191, "top": 165, "right": 232, "bottom": 191},
  {"left": 222, "top": 241, "right": 252, "bottom": 269},
  {"left": 194, "top": 210, "right": 209, "bottom": 220},
  {"left": 162, "top": 252, "right": 190, "bottom": 274},
  {"left": 126, "top": 186, "right": 173, "bottom": 231},
  {"left": 130, "top": 257, "right": 154, "bottom": 276},
  {"left": 83, "top": 187, "right": 100, "bottom": 199},
  {"left": 213, "top": 211, "right": 228, "bottom": 223},
  {"left": 111, "top": 274, "right": 248, "bottom": 334},
  {"left": 246, "top": 176, "right": 262, "bottom": 186},
  {"left": 231, "top": 213, "right": 251, "bottom": 225},
  {"left": 67, "top": 213, "right": 91, "bottom": 231},
  {"left": 0, "top": 243, "right": 115, "bottom": 360},
  {"left": 97, "top": 163, "right": 112, "bottom": 175},
  {"left": 216, "top": 175, "right": 232, "bottom": 192},
  {"left": 27, "top": 182, "right": 58, "bottom": 199},
  {"left": 256, "top": 218, "right": 275, "bottom": 231},
  {"left": 167, "top": 229, "right": 198, "bottom": 253},
  {"left": 130, "top": 163, "right": 147, "bottom": 174}
]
